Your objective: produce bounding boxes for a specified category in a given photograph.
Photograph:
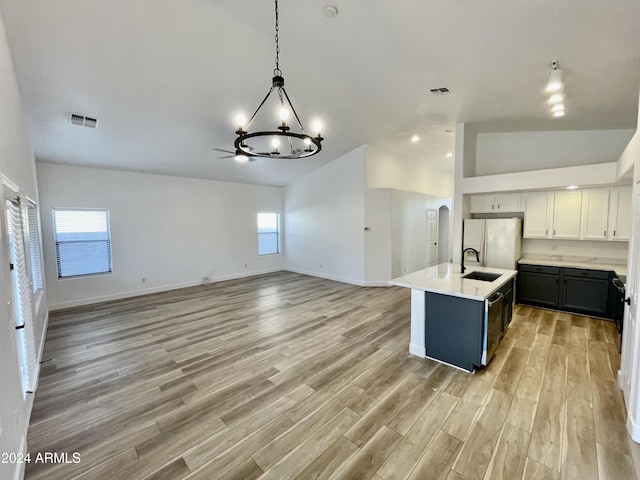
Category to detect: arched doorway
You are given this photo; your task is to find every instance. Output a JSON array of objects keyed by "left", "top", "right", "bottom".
[{"left": 438, "top": 205, "right": 450, "bottom": 263}]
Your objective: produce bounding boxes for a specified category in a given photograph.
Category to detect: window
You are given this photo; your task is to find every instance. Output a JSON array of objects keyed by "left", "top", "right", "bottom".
[
  {"left": 53, "top": 208, "right": 112, "bottom": 278},
  {"left": 26, "top": 203, "right": 44, "bottom": 292},
  {"left": 257, "top": 213, "right": 280, "bottom": 255}
]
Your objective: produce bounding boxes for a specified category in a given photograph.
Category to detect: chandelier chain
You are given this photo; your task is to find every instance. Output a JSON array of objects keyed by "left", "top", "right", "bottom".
[{"left": 274, "top": 0, "right": 282, "bottom": 77}]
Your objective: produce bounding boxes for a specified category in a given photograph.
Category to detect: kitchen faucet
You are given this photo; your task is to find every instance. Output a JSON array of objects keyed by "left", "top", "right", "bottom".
[{"left": 461, "top": 247, "right": 480, "bottom": 274}]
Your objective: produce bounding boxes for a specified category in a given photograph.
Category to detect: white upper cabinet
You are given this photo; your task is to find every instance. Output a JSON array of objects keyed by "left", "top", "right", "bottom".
[
  {"left": 580, "top": 189, "right": 610, "bottom": 240},
  {"left": 524, "top": 192, "right": 554, "bottom": 238},
  {"left": 552, "top": 191, "right": 582, "bottom": 239},
  {"left": 470, "top": 194, "right": 522, "bottom": 213},
  {"left": 608, "top": 187, "right": 632, "bottom": 240},
  {"left": 470, "top": 195, "right": 495, "bottom": 213}
]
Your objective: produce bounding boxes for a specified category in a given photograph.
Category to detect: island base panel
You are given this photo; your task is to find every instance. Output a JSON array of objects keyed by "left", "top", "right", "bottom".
[{"left": 425, "top": 292, "right": 484, "bottom": 372}]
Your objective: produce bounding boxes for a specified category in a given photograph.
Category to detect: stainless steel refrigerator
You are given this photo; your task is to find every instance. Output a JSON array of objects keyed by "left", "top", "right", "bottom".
[{"left": 463, "top": 218, "right": 522, "bottom": 270}]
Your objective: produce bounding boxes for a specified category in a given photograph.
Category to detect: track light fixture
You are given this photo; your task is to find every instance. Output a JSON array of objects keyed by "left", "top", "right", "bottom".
[{"left": 546, "top": 60, "right": 566, "bottom": 118}]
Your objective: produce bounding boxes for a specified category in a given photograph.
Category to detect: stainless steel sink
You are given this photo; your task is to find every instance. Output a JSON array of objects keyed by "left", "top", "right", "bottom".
[{"left": 462, "top": 271, "right": 502, "bottom": 282}]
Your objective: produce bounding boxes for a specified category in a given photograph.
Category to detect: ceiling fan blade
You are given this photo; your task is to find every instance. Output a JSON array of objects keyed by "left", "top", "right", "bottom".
[
  {"left": 213, "top": 148, "right": 236, "bottom": 154},
  {"left": 218, "top": 154, "right": 235, "bottom": 159}
]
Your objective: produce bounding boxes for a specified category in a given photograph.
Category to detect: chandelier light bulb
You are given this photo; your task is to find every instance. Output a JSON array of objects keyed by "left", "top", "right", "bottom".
[
  {"left": 551, "top": 104, "right": 565, "bottom": 112},
  {"left": 235, "top": 114, "right": 247, "bottom": 129},
  {"left": 411, "top": 135, "right": 420, "bottom": 143},
  {"left": 312, "top": 121, "right": 323, "bottom": 136},
  {"left": 553, "top": 110, "right": 565, "bottom": 117},
  {"left": 279, "top": 107, "right": 290, "bottom": 122},
  {"left": 271, "top": 138, "right": 281, "bottom": 154}
]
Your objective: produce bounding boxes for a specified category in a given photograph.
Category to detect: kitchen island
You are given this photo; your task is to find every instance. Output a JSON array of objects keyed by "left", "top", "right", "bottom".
[{"left": 390, "top": 263, "right": 517, "bottom": 372}]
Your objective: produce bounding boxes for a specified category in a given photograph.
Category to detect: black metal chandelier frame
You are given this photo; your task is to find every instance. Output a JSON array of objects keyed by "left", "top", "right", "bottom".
[{"left": 233, "top": 0, "right": 323, "bottom": 160}]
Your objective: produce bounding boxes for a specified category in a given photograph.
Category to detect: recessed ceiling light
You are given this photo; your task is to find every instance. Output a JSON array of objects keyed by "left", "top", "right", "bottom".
[
  {"left": 566, "top": 185, "right": 579, "bottom": 190},
  {"left": 446, "top": 152, "right": 453, "bottom": 158},
  {"left": 553, "top": 110, "right": 565, "bottom": 117},
  {"left": 411, "top": 135, "right": 420, "bottom": 143}
]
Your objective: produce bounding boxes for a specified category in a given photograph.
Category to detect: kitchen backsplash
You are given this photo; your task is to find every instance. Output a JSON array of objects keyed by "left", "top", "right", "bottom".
[{"left": 522, "top": 239, "right": 628, "bottom": 264}]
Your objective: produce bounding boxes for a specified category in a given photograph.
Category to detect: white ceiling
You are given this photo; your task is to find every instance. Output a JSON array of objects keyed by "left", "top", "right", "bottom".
[{"left": 1, "top": 0, "right": 638, "bottom": 187}]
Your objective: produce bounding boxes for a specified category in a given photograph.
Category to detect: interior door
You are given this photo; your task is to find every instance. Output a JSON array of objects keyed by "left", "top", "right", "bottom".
[
  {"left": 622, "top": 187, "right": 640, "bottom": 404},
  {"left": 426, "top": 209, "right": 438, "bottom": 267}
]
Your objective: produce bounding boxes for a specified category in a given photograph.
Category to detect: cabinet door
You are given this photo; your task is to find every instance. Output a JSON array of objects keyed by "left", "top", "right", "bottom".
[
  {"left": 560, "top": 276, "right": 610, "bottom": 316},
  {"left": 495, "top": 194, "right": 522, "bottom": 212},
  {"left": 552, "top": 191, "right": 582, "bottom": 239},
  {"left": 580, "top": 189, "right": 609, "bottom": 240},
  {"left": 524, "top": 192, "right": 552, "bottom": 238},
  {"left": 609, "top": 187, "right": 632, "bottom": 240},
  {"left": 518, "top": 271, "right": 559, "bottom": 308},
  {"left": 470, "top": 195, "right": 495, "bottom": 213}
]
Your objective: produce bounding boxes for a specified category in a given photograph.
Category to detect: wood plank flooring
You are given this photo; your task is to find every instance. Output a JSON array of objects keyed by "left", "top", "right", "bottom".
[{"left": 25, "top": 271, "right": 636, "bottom": 480}]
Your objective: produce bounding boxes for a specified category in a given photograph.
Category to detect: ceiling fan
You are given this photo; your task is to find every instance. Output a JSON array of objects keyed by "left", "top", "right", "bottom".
[{"left": 212, "top": 147, "right": 261, "bottom": 162}]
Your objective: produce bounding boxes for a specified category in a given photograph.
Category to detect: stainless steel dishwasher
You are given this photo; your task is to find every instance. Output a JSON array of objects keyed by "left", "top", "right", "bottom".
[{"left": 484, "top": 291, "right": 504, "bottom": 365}]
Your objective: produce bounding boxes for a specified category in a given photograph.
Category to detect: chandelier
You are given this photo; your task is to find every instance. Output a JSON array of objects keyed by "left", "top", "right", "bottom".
[{"left": 232, "top": 0, "right": 324, "bottom": 161}]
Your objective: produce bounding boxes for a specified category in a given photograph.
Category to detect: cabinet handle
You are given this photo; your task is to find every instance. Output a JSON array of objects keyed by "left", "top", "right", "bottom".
[
  {"left": 614, "top": 230, "right": 616, "bottom": 237},
  {"left": 497, "top": 204, "right": 500, "bottom": 209},
  {"left": 604, "top": 230, "right": 606, "bottom": 236},
  {"left": 545, "top": 229, "right": 548, "bottom": 235},
  {"left": 492, "top": 204, "right": 495, "bottom": 210},
  {"left": 553, "top": 229, "right": 556, "bottom": 235}
]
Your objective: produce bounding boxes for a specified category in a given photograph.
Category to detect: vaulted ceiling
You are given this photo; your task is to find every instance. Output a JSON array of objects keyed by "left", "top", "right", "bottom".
[{"left": 1, "top": 0, "right": 638, "bottom": 186}]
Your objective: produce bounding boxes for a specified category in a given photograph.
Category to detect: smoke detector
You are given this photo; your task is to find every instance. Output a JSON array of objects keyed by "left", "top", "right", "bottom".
[
  {"left": 323, "top": 5, "right": 339, "bottom": 18},
  {"left": 69, "top": 113, "right": 99, "bottom": 128}
]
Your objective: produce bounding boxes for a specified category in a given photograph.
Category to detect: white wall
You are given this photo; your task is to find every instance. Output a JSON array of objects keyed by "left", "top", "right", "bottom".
[
  {"left": 476, "top": 129, "right": 635, "bottom": 176},
  {"left": 0, "top": 8, "right": 47, "bottom": 480},
  {"left": 284, "top": 146, "right": 367, "bottom": 284},
  {"left": 37, "top": 163, "right": 284, "bottom": 309},
  {"left": 390, "top": 190, "right": 451, "bottom": 278},
  {"left": 366, "top": 145, "right": 454, "bottom": 198}
]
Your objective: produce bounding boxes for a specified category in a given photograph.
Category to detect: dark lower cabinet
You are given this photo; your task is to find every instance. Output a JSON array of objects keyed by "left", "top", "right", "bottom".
[
  {"left": 517, "top": 264, "right": 614, "bottom": 319},
  {"left": 518, "top": 267, "right": 560, "bottom": 308}
]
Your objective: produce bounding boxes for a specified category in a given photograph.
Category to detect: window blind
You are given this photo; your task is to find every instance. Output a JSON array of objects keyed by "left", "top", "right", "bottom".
[
  {"left": 26, "top": 204, "right": 44, "bottom": 292},
  {"left": 53, "top": 208, "right": 112, "bottom": 278}
]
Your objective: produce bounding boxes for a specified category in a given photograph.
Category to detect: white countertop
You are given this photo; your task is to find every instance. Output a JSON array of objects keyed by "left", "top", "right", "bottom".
[
  {"left": 389, "top": 263, "right": 517, "bottom": 301},
  {"left": 518, "top": 256, "right": 627, "bottom": 277}
]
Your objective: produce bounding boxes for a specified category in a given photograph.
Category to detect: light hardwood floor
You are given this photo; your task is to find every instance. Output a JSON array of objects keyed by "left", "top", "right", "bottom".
[{"left": 25, "top": 271, "right": 639, "bottom": 480}]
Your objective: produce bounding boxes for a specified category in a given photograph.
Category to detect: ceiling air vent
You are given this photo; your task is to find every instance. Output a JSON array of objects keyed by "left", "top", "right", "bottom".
[
  {"left": 429, "top": 87, "right": 452, "bottom": 96},
  {"left": 69, "top": 113, "right": 99, "bottom": 128}
]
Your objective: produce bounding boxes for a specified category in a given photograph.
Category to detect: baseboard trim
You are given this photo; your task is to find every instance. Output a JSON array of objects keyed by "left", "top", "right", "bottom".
[
  {"left": 49, "top": 268, "right": 285, "bottom": 311},
  {"left": 628, "top": 411, "right": 640, "bottom": 443},
  {"left": 409, "top": 344, "right": 426, "bottom": 358},
  {"left": 284, "top": 268, "right": 391, "bottom": 287},
  {"left": 12, "top": 434, "right": 27, "bottom": 480},
  {"left": 284, "top": 267, "right": 369, "bottom": 286}
]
